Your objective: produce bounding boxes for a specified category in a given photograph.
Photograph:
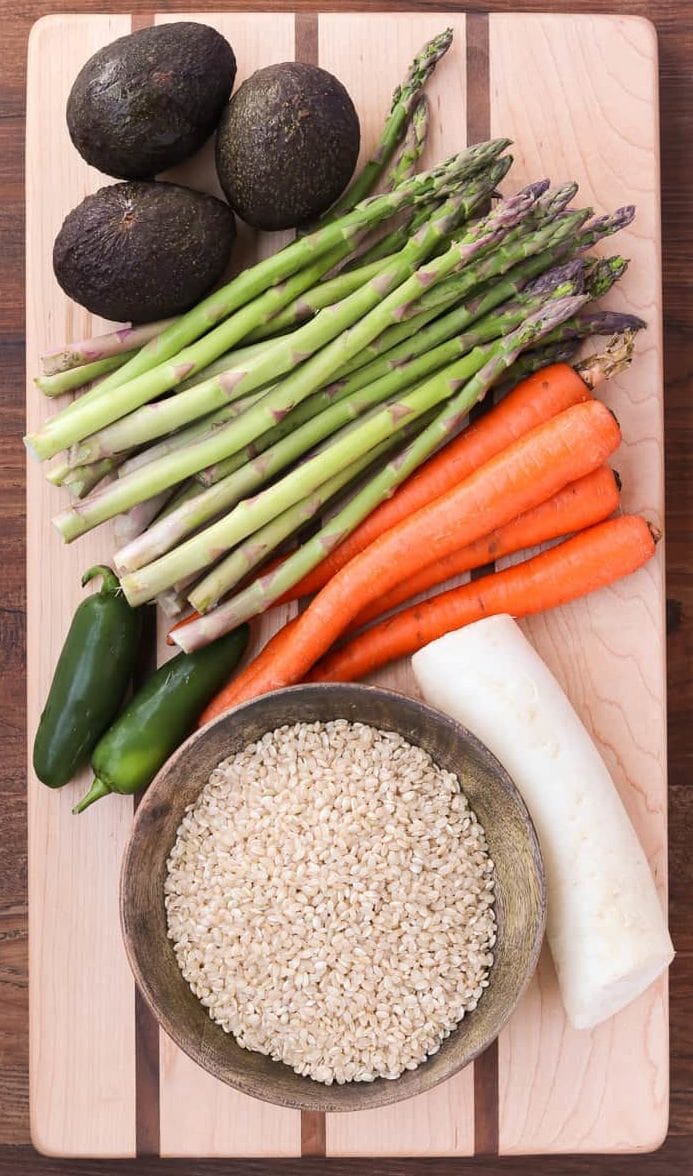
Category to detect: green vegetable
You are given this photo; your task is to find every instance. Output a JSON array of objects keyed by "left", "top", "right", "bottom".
[
  {"left": 72, "top": 625, "right": 249, "bottom": 813},
  {"left": 35, "top": 350, "right": 137, "bottom": 398},
  {"left": 32, "top": 565, "right": 141, "bottom": 789},
  {"left": 384, "top": 92, "right": 429, "bottom": 189},
  {"left": 323, "top": 27, "right": 454, "bottom": 220}
]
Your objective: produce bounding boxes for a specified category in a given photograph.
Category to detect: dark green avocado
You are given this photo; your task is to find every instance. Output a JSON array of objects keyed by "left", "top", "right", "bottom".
[
  {"left": 67, "top": 22, "right": 237, "bottom": 180},
  {"left": 215, "top": 61, "right": 360, "bottom": 231},
  {"left": 52, "top": 181, "right": 236, "bottom": 323}
]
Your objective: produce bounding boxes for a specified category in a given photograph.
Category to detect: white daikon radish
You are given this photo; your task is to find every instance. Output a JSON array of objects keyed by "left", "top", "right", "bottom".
[{"left": 412, "top": 614, "right": 673, "bottom": 1030}]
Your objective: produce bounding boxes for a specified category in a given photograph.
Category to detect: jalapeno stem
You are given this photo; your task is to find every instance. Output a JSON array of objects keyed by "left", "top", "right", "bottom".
[
  {"left": 81, "top": 564, "right": 122, "bottom": 595},
  {"left": 72, "top": 778, "right": 111, "bottom": 814}
]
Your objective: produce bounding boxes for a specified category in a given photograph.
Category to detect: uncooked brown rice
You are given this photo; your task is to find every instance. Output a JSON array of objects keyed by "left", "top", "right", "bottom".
[{"left": 165, "top": 720, "right": 496, "bottom": 1085}]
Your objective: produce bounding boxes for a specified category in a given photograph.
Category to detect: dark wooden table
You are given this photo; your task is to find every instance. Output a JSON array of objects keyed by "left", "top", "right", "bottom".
[{"left": 2, "top": 1, "right": 690, "bottom": 1172}]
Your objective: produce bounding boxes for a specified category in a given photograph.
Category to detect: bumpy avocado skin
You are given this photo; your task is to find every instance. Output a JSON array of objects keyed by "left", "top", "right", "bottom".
[
  {"left": 215, "top": 62, "right": 360, "bottom": 231},
  {"left": 67, "top": 23, "right": 237, "bottom": 180},
  {"left": 53, "top": 181, "right": 236, "bottom": 323}
]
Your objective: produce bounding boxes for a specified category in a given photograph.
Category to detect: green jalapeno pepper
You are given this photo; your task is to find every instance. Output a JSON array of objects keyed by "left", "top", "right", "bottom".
[
  {"left": 33, "top": 565, "right": 142, "bottom": 789},
  {"left": 73, "top": 624, "right": 249, "bottom": 813}
]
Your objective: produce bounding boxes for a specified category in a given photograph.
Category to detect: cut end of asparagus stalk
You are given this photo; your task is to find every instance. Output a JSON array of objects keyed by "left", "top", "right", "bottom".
[
  {"left": 576, "top": 330, "right": 638, "bottom": 389},
  {"left": 52, "top": 508, "right": 81, "bottom": 543},
  {"left": 24, "top": 436, "right": 42, "bottom": 463}
]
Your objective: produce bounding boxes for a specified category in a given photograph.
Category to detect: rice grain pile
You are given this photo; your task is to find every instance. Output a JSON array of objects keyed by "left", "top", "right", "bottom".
[{"left": 165, "top": 719, "right": 496, "bottom": 1085}]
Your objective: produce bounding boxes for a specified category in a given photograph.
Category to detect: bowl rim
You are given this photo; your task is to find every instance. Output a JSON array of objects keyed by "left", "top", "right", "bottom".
[{"left": 120, "top": 680, "right": 546, "bottom": 1111}]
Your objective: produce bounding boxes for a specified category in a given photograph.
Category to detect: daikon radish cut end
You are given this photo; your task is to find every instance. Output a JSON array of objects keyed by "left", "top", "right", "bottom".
[
  {"left": 567, "top": 952, "right": 672, "bottom": 1032},
  {"left": 412, "top": 614, "right": 673, "bottom": 1031}
]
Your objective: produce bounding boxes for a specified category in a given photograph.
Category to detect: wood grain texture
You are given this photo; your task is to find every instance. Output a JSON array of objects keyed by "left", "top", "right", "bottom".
[
  {"left": 487, "top": 14, "right": 668, "bottom": 1154},
  {"left": 3, "top": 2, "right": 690, "bottom": 1173},
  {"left": 25, "top": 15, "right": 138, "bottom": 1159}
]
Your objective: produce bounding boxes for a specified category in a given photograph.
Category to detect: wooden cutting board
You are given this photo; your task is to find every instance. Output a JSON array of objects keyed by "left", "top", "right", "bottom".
[{"left": 25, "top": 10, "right": 668, "bottom": 1159}]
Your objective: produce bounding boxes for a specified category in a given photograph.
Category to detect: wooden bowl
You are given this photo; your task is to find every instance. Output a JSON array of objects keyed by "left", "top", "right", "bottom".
[{"left": 121, "top": 682, "right": 545, "bottom": 1112}]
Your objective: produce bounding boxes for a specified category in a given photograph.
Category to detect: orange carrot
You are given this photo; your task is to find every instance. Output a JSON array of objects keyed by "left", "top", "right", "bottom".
[
  {"left": 198, "top": 617, "right": 301, "bottom": 726},
  {"left": 273, "top": 362, "right": 592, "bottom": 604},
  {"left": 211, "top": 398, "right": 621, "bottom": 708},
  {"left": 308, "top": 516, "right": 657, "bottom": 682},
  {"left": 348, "top": 465, "right": 621, "bottom": 630}
]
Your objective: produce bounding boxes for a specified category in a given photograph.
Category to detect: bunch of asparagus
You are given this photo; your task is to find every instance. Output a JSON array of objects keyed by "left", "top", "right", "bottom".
[{"left": 28, "top": 28, "right": 645, "bottom": 647}]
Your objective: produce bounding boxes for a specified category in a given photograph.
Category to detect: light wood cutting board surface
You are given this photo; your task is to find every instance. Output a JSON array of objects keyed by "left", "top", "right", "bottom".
[{"left": 26, "top": 10, "right": 667, "bottom": 1159}]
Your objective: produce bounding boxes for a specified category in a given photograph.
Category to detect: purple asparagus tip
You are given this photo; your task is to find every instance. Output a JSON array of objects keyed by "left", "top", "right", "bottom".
[
  {"left": 585, "top": 205, "right": 636, "bottom": 238},
  {"left": 572, "top": 310, "right": 647, "bottom": 335},
  {"left": 521, "top": 178, "right": 551, "bottom": 202},
  {"left": 528, "top": 293, "right": 589, "bottom": 335},
  {"left": 544, "top": 180, "right": 579, "bottom": 209},
  {"left": 526, "top": 258, "right": 586, "bottom": 297}
]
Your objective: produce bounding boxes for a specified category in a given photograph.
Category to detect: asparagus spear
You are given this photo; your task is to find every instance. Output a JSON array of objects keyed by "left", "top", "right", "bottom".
[
  {"left": 576, "top": 206, "right": 635, "bottom": 250},
  {"left": 190, "top": 414, "right": 432, "bottom": 612},
  {"left": 61, "top": 457, "right": 123, "bottom": 498},
  {"left": 116, "top": 394, "right": 265, "bottom": 477},
  {"left": 172, "top": 294, "right": 587, "bottom": 647},
  {"left": 340, "top": 122, "right": 473, "bottom": 274},
  {"left": 340, "top": 199, "right": 434, "bottom": 273},
  {"left": 28, "top": 145, "right": 509, "bottom": 461},
  {"left": 583, "top": 254, "right": 629, "bottom": 297},
  {"left": 36, "top": 351, "right": 138, "bottom": 397},
  {"left": 114, "top": 489, "right": 175, "bottom": 545},
  {"left": 489, "top": 322, "right": 635, "bottom": 404},
  {"left": 201, "top": 276, "right": 584, "bottom": 530},
  {"left": 327, "top": 236, "right": 587, "bottom": 385},
  {"left": 400, "top": 207, "right": 590, "bottom": 318},
  {"left": 249, "top": 157, "right": 513, "bottom": 342},
  {"left": 30, "top": 240, "right": 347, "bottom": 446},
  {"left": 114, "top": 379, "right": 430, "bottom": 576},
  {"left": 132, "top": 228, "right": 597, "bottom": 497},
  {"left": 244, "top": 250, "right": 426, "bottom": 343},
  {"left": 156, "top": 587, "right": 192, "bottom": 619},
  {"left": 384, "top": 94, "right": 429, "bottom": 189},
  {"left": 323, "top": 28, "right": 454, "bottom": 220},
  {"left": 46, "top": 458, "right": 77, "bottom": 486},
  {"left": 539, "top": 309, "right": 646, "bottom": 346},
  {"left": 176, "top": 338, "right": 274, "bottom": 390},
  {"left": 64, "top": 171, "right": 526, "bottom": 468},
  {"left": 40, "top": 319, "right": 174, "bottom": 375}
]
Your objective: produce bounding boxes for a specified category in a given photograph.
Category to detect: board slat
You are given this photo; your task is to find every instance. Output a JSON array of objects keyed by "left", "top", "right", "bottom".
[
  {"left": 26, "top": 14, "right": 138, "bottom": 1159},
  {"left": 152, "top": 11, "right": 302, "bottom": 1159},
  {"left": 487, "top": 13, "right": 668, "bottom": 1154},
  {"left": 316, "top": 12, "right": 475, "bottom": 1158},
  {"left": 26, "top": 11, "right": 666, "bottom": 1158}
]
